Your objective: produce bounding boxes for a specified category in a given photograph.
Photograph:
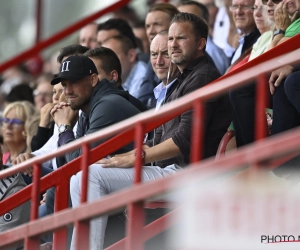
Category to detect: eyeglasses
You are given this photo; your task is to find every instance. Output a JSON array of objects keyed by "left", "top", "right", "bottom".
[
  {"left": 0, "top": 118, "right": 24, "bottom": 129},
  {"left": 262, "top": 0, "right": 282, "bottom": 5},
  {"left": 230, "top": 4, "right": 253, "bottom": 12}
]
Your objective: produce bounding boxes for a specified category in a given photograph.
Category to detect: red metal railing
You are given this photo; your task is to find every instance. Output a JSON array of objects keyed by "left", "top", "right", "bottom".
[
  {"left": 0, "top": 0, "right": 130, "bottom": 72},
  {"left": 0, "top": 32, "right": 299, "bottom": 249}
]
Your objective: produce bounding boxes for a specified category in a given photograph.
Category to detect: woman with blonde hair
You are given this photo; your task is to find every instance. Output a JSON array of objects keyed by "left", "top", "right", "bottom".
[{"left": 1, "top": 101, "right": 38, "bottom": 164}]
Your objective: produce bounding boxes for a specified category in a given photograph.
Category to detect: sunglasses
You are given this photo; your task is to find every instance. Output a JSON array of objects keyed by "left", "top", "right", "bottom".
[
  {"left": 262, "top": 0, "right": 283, "bottom": 5},
  {"left": 0, "top": 117, "right": 24, "bottom": 129}
]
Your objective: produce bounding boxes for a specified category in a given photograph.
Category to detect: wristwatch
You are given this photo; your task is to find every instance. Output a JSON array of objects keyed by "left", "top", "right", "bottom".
[
  {"left": 273, "top": 29, "right": 285, "bottom": 37},
  {"left": 58, "top": 124, "right": 72, "bottom": 135}
]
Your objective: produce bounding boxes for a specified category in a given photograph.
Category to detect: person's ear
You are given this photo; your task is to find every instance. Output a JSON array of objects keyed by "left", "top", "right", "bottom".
[
  {"left": 127, "top": 49, "right": 137, "bottom": 64},
  {"left": 91, "top": 73, "right": 98, "bottom": 87},
  {"left": 110, "top": 70, "right": 119, "bottom": 82},
  {"left": 197, "top": 38, "right": 206, "bottom": 51},
  {"left": 22, "top": 131, "right": 27, "bottom": 137}
]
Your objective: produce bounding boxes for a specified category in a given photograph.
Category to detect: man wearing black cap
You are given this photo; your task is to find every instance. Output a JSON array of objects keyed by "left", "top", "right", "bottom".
[{"left": 50, "top": 55, "right": 140, "bottom": 164}]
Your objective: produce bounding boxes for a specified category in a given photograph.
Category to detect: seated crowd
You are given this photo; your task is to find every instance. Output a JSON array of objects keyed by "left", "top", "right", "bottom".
[{"left": 0, "top": 0, "right": 300, "bottom": 249}]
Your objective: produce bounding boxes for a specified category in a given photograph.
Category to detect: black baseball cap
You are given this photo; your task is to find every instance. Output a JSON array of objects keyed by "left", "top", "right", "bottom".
[{"left": 51, "top": 55, "right": 98, "bottom": 85}]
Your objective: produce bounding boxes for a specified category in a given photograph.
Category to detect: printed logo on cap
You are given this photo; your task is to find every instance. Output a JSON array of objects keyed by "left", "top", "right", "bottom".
[
  {"left": 61, "top": 61, "right": 71, "bottom": 72},
  {"left": 3, "top": 212, "right": 12, "bottom": 222}
]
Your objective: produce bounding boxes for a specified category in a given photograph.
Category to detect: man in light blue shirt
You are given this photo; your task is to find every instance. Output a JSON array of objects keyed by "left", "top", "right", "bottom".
[
  {"left": 150, "top": 30, "right": 179, "bottom": 110},
  {"left": 102, "top": 35, "right": 148, "bottom": 99}
]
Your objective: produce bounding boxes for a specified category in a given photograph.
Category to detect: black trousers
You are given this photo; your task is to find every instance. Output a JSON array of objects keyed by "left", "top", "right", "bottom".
[
  {"left": 271, "top": 71, "right": 300, "bottom": 135},
  {"left": 229, "top": 82, "right": 257, "bottom": 147}
]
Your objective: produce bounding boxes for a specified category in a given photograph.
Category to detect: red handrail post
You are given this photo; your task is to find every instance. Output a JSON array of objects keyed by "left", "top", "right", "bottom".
[
  {"left": 255, "top": 73, "right": 269, "bottom": 141},
  {"left": 81, "top": 143, "right": 90, "bottom": 203},
  {"left": 53, "top": 180, "right": 70, "bottom": 250},
  {"left": 30, "top": 162, "right": 41, "bottom": 221},
  {"left": 24, "top": 162, "right": 41, "bottom": 250},
  {"left": 126, "top": 122, "right": 145, "bottom": 250},
  {"left": 74, "top": 143, "right": 91, "bottom": 250},
  {"left": 190, "top": 100, "right": 205, "bottom": 163}
]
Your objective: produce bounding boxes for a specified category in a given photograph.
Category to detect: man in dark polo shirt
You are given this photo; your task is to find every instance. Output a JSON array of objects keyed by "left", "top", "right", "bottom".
[{"left": 69, "top": 12, "right": 231, "bottom": 250}]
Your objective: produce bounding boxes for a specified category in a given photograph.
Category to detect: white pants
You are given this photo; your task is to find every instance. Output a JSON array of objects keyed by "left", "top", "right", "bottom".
[{"left": 70, "top": 164, "right": 181, "bottom": 250}]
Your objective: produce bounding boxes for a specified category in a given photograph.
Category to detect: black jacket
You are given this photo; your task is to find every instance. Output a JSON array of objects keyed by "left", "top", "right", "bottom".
[
  {"left": 57, "top": 79, "right": 140, "bottom": 167},
  {"left": 146, "top": 55, "right": 231, "bottom": 167}
]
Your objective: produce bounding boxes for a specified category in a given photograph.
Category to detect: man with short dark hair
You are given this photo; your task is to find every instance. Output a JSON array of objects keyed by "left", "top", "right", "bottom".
[
  {"left": 84, "top": 47, "right": 148, "bottom": 112},
  {"left": 69, "top": 12, "right": 231, "bottom": 250},
  {"left": 97, "top": 18, "right": 148, "bottom": 62},
  {"left": 102, "top": 35, "right": 148, "bottom": 99},
  {"left": 178, "top": 0, "right": 229, "bottom": 75},
  {"left": 78, "top": 23, "right": 98, "bottom": 49},
  {"left": 57, "top": 44, "right": 89, "bottom": 64}
]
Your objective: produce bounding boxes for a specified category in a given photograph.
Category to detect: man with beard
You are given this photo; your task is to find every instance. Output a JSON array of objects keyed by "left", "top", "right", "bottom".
[
  {"left": 50, "top": 55, "right": 140, "bottom": 163},
  {"left": 69, "top": 12, "right": 231, "bottom": 250}
]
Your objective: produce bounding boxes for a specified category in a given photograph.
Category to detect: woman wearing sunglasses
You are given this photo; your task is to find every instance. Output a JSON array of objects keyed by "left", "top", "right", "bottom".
[{"left": 1, "top": 101, "right": 38, "bottom": 165}]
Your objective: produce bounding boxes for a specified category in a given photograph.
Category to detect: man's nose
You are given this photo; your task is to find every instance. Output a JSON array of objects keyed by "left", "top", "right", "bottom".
[
  {"left": 156, "top": 54, "right": 164, "bottom": 65},
  {"left": 64, "top": 84, "right": 73, "bottom": 94}
]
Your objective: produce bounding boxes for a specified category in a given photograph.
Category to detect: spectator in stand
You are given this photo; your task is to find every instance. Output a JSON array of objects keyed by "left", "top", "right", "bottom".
[
  {"left": 228, "top": 0, "right": 261, "bottom": 148},
  {"left": 97, "top": 18, "right": 148, "bottom": 63},
  {"left": 84, "top": 47, "right": 148, "bottom": 112},
  {"left": 69, "top": 13, "right": 231, "bottom": 250},
  {"left": 178, "top": 0, "right": 229, "bottom": 75},
  {"left": 14, "top": 45, "right": 90, "bottom": 227},
  {"left": 139, "top": 2, "right": 180, "bottom": 107},
  {"left": 228, "top": 0, "right": 277, "bottom": 70},
  {"left": 229, "top": 0, "right": 299, "bottom": 148},
  {"left": 31, "top": 45, "right": 90, "bottom": 152},
  {"left": 213, "top": 0, "right": 237, "bottom": 57},
  {"left": 102, "top": 35, "right": 148, "bottom": 99},
  {"left": 78, "top": 23, "right": 98, "bottom": 49},
  {"left": 0, "top": 65, "right": 32, "bottom": 97},
  {"left": 132, "top": 21, "right": 150, "bottom": 55},
  {"left": 248, "top": 0, "right": 276, "bottom": 60},
  {"left": 229, "top": 0, "right": 261, "bottom": 64},
  {"left": 1, "top": 101, "right": 37, "bottom": 165},
  {"left": 34, "top": 74, "right": 53, "bottom": 110},
  {"left": 269, "top": 0, "right": 300, "bottom": 135},
  {"left": 0, "top": 146, "right": 30, "bottom": 250},
  {"left": 4, "top": 84, "right": 34, "bottom": 108},
  {"left": 30, "top": 83, "right": 64, "bottom": 152},
  {"left": 197, "top": 0, "right": 219, "bottom": 36},
  {"left": 268, "top": 0, "right": 300, "bottom": 49},
  {"left": 150, "top": 30, "right": 179, "bottom": 111}
]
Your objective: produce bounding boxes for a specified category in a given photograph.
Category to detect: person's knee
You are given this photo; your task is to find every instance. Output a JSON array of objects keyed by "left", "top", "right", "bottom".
[
  {"left": 45, "top": 187, "right": 55, "bottom": 215},
  {"left": 70, "top": 174, "right": 80, "bottom": 192},
  {"left": 285, "top": 72, "right": 300, "bottom": 101}
]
